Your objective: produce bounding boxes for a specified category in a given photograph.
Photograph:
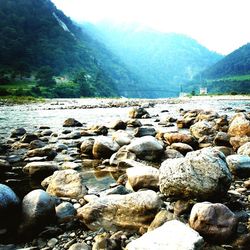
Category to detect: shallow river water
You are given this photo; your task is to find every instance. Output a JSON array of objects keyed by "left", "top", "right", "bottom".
[{"left": 1, "top": 97, "right": 250, "bottom": 196}]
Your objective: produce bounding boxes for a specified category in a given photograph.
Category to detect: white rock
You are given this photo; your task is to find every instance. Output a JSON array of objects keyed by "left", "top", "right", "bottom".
[{"left": 126, "top": 220, "right": 204, "bottom": 250}]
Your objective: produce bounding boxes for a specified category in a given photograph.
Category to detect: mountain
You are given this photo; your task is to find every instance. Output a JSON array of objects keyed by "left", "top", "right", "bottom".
[
  {"left": 186, "top": 43, "right": 250, "bottom": 94},
  {"left": 0, "top": 0, "right": 139, "bottom": 97},
  {"left": 83, "top": 22, "right": 223, "bottom": 97}
]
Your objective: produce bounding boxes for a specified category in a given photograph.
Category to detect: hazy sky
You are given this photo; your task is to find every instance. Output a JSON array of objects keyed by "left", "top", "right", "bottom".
[{"left": 51, "top": 0, "right": 250, "bottom": 55}]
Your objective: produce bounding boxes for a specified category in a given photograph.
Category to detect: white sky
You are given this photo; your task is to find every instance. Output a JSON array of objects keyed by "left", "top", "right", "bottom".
[{"left": 51, "top": 0, "right": 250, "bottom": 55}]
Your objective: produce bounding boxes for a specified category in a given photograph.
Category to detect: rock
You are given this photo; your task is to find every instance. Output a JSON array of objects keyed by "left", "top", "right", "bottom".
[
  {"left": 238, "top": 142, "right": 250, "bottom": 156},
  {"left": 61, "top": 162, "right": 80, "bottom": 170},
  {"left": 89, "top": 125, "right": 108, "bottom": 135},
  {"left": 164, "top": 132, "right": 197, "bottom": 148},
  {"left": 47, "top": 238, "right": 58, "bottom": 248},
  {"left": 159, "top": 148, "right": 232, "bottom": 200},
  {"left": 170, "top": 142, "right": 193, "bottom": 155},
  {"left": 126, "top": 165, "right": 159, "bottom": 191},
  {"left": 230, "top": 135, "right": 250, "bottom": 151},
  {"left": 213, "top": 132, "right": 231, "bottom": 147},
  {"left": 128, "top": 107, "right": 149, "bottom": 119},
  {"left": 189, "top": 202, "right": 238, "bottom": 243},
  {"left": 26, "top": 146, "right": 57, "bottom": 160},
  {"left": 127, "top": 119, "right": 142, "bottom": 128},
  {"left": 109, "top": 120, "right": 127, "bottom": 130},
  {"left": 21, "top": 133, "right": 39, "bottom": 143},
  {"left": 127, "top": 136, "right": 164, "bottom": 161},
  {"left": 226, "top": 155, "right": 250, "bottom": 177},
  {"left": 99, "top": 185, "right": 131, "bottom": 196},
  {"left": 77, "top": 190, "right": 162, "bottom": 232},
  {"left": 18, "top": 189, "right": 56, "bottom": 238},
  {"left": 10, "top": 127, "right": 26, "bottom": 137},
  {"left": 196, "top": 110, "right": 219, "bottom": 122},
  {"left": 213, "top": 146, "right": 234, "bottom": 157},
  {"left": 148, "top": 210, "right": 174, "bottom": 231},
  {"left": 59, "top": 131, "right": 81, "bottom": 140},
  {"left": 228, "top": 113, "right": 250, "bottom": 137},
  {"left": 40, "top": 129, "right": 53, "bottom": 137},
  {"left": 110, "top": 146, "right": 136, "bottom": 165},
  {"left": 56, "top": 202, "right": 76, "bottom": 223},
  {"left": 23, "top": 161, "right": 59, "bottom": 178},
  {"left": 134, "top": 127, "right": 156, "bottom": 137},
  {"left": 29, "top": 140, "right": 46, "bottom": 149},
  {"left": 117, "top": 159, "right": 147, "bottom": 169},
  {"left": 174, "top": 200, "right": 195, "bottom": 216},
  {"left": 63, "top": 118, "right": 82, "bottom": 127},
  {"left": 0, "top": 159, "right": 11, "bottom": 173},
  {"left": 126, "top": 220, "right": 204, "bottom": 250},
  {"left": 68, "top": 242, "right": 91, "bottom": 250},
  {"left": 0, "top": 184, "right": 20, "bottom": 229},
  {"left": 232, "top": 233, "right": 250, "bottom": 250},
  {"left": 80, "top": 138, "right": 94, "bottom": 156},
  {"left": 190, "top": 121, "right": 216, "bottom": 140},
  {"left": 112, "top": 130, "right": 134, "bottom": 146},
  {"left": 163, "top": 148, "right": 184, "bottom": 159},
  {"left": 46, "top": 169, "right": 88, "bottom": 199},
  {"left": 92, "top": 136, "right": 120, "bottom": 159}
]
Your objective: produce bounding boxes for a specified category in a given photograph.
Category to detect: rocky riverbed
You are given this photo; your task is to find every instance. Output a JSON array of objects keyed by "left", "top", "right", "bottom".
[{"left": 1, "top": 97, "right": 250, "bottom": 250}]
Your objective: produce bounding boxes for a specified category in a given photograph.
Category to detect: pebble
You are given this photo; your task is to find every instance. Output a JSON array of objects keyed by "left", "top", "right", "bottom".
[
  {"left": 47, "top": 238, "right": 58, "bottom": 248},
  {"left": 73, "top": 203, "right": 81, "bottom": 209}
]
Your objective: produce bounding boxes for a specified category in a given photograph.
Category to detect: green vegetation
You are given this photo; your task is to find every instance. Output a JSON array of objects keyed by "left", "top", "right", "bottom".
[
  {"left": 185, "top": 43, "right": 250, "bottom": 95},
  {"left": 0, "top": 0, "right": 137, "bottom": 98},
  {"left": 0, "top": 95, "right": 45, "bottom": 105}
]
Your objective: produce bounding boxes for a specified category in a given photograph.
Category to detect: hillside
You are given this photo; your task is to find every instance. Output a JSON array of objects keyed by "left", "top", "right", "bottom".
[
  {"left": 0, "top": 0, "right": 139, "bottom": 97},
  {"left": 83, "top": 22, "right": 223, "bottom": 97},
  {"left": 186, "top": 43, "right": 250, "bottom": 94}
]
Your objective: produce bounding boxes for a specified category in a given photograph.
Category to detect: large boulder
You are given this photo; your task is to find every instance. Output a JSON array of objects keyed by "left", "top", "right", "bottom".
[
  {"left": 23, "top": 161, "right": 59, "bottom": 178},
  {"left": 63, "top": 118, "right": 82, "bottom": 127},
  {"left": 56, "top": 202, "right": 76, "bottom": 223},
  {"left": 170, "top": 142, "right": 193, "bottom": 155},
  {"left": 126, "top": 220, "right": 204, "bottom": 250},
  {"left": 0, "top": 184, "right": 20, "bottom": 229},
  {"left": 77, "top": 190, "right": 162, "bottom": 232},
  {"left": 126, "top": 165, "right": 159, "bottom": 191},
  {"left": 92, "top": 136, "right": 120, "bottom": 159},
  {"left": 10, "top": 127, "right": 26, "bottom": 137},
  {"left": 228, "top": 113, "right": 250, "bottom": 137},
  {"left": 128, "top": 107, "right": 149, "bottom": 119},
  {"left": 230, "top": 136, "right": 250, "bottom": 151},
  {"left": 109, "top": 146, "right": 136, "bottom": 165},
  {"left": 238, "top": 142, "right": 250, "bottom": 156},
  {"left": 112, "top": 130, "right": 134, "bottom": 147},
  {"left": 190, "top": 121, "right": 216, "bottom": 140},
  {"left": 80, "top": 138, "right": 95, "bottom": 156},
  {"left": 46, "top": 169, "right": 88, "bottom": 199},
  {"left": 189, "top": 202, "right": 238, "bottom": 243},
  {"left": 134, "top": 127, "right": 156, "bottom": 137},
  {"left": 21, "top": 133, "right": 39, "bottom": 143},
  {"left": 226, "top": 155, "right": 250, "bottom": 177},
  {"left": 159, "top": 148, "right": 232, "bottom": 200},
  {"left": 26, "top": 146, "right": 57, "bottom": 160},
  {"left": 18, "top": 189, "right": 56, "bottom": 239},
  {"left": 109, "top": 119, "right": 127, "bottom": 130},
  {"left": 127, "top": 136, "right": 164, "bottom": 161},
  {"left": 164, "top": 132, "right": 197, "bottom": 148}
]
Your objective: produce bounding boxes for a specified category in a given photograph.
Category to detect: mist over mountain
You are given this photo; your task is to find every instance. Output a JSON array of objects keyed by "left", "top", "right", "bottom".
[
  {"left": 83, "top": 22, "right": 223, "bottom": 97},
  {"left": 186, "top": 43, "right": 250, "bottom": 94}
]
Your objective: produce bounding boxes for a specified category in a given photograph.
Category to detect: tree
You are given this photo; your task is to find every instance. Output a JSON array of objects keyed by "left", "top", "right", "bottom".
[
  {"left": 36, "top": 66, "right": 55, "bottom": 86},
  {"left": 74, "top": 70, "right": 93, "bottom": 96}
]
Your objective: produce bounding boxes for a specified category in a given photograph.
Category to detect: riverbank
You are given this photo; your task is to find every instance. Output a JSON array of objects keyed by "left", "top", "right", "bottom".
[{"left": 0, "top": 97, "right": 250, "bottom": 249}]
